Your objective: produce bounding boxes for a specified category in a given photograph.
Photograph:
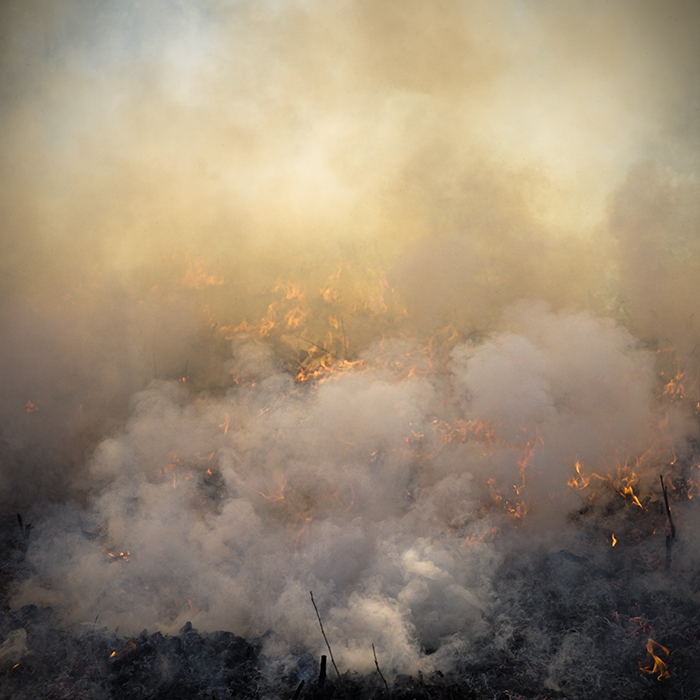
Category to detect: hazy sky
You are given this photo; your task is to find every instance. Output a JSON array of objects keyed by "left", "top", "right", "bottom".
[{"left": 1, "top": 0, "right": 699, "bottom": 497}]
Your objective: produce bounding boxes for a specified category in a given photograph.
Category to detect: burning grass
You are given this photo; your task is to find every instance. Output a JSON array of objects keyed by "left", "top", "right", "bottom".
[
  {"left": 3, "top": 481, "right": 700, "bottom": 700},
  {"left": 2, "top": 306, "right": 700, "bottom": 699}
]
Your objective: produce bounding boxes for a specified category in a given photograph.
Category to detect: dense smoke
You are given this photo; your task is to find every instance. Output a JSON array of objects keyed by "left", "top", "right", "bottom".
[
  {"left": 12, "top": 302, "right": 688, "bottom": 674},
  {"left": 1, "top": 0, "right": 700, "bottom": 681}
]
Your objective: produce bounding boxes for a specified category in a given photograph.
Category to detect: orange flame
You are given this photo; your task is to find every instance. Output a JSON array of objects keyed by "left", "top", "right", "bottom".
[
  {"left": 180, "top": 257, "right": 225, "bottom": 289},
  {"left": 257, "top": 476, "right": 287, "bottom": 503},
  {"left": 620, "top": 484, "right": 643, "bottom": 508},
  {"left": 567, "top": 461, "right": 607, "bottom": 489},
  {"left": 108, "top": 551, "right": 130, "bottom": 562},
  {"left": 640, "top": 638, "right": 670, "bottom": 680}
]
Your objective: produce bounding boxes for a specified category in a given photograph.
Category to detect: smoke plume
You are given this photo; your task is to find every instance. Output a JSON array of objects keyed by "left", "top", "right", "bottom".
[{"left": 1, "top": 0, "right": 700, "bottom": 681}]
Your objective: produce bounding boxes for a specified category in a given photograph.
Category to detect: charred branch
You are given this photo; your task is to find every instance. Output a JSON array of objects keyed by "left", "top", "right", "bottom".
[
  {"left": 372, "top": 644, "right": 390, "bottom": 699},
  {"left": 660, "top": 475, "right": 676, "bottom": 571},
  {"left": 310, "top": 592, "right": 341, "bottom": 680},
  {"left": 319, "top": 654, "right": 327, "bottom": 688}
]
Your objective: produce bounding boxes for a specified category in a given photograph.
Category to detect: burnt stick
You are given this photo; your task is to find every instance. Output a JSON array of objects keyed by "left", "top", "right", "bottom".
[
  {"left": 310, "top": 591, "right": 340, "bottom": 679},
  {"left": 373, "top": 643, "right": 391, "bottom": 698},
  {"left": 660, "top": 474, "right": 676, "bottom": 572},
  {"left": 290, "top": 680, "right": 304, "bottom": 700}
]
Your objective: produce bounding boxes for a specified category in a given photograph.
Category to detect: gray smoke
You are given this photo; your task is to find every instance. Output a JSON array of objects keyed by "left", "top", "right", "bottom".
[
  {"left": 12, "top": 303, "right": 696, "bottom": 674},
  {"left": 1, "top": 0, "right": 699, "bottom": 680}
]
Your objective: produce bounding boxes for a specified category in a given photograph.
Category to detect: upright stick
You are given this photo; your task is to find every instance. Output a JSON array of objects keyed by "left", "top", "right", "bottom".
[
  {"left": 310, "top": 591, "right": 341, "bottom": 680},
  {"left": 660, "top": 475, "right": 676, "bottom": 571}
]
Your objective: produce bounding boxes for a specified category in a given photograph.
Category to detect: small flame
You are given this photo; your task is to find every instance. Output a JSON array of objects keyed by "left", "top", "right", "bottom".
[
  {"left": 180, "top": 256, "right": 225, "bottom": 289},
  {"left": 611, "top": 533, "right": 617, "bottom": 547},
  {"left": 25, "top": 400, "right": 39, "bottom": 413},
  {"left": 567, "top": 460, "right": 607, "bottom": 489},
  {"left": 620, "top": 484, "right": 643, "bottom": 508},
  {"left": 257, "top": 476, "right": 287, "bottom": 502},
  {"left": 640, "top": 638, "right": 670, "bottom": 680},
  {"left": 108, "top": 551, "right": 131, "bottom": 562}
]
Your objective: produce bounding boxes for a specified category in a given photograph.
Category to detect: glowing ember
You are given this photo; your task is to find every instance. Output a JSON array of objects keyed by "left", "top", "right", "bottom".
[{"left": 108, "top": 551, "right": 130, "bottom": 562}]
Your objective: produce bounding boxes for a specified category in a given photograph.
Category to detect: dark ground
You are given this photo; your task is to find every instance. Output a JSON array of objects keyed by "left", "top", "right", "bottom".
[{"left": 2, "top": 484, "right": 700, "bottom": 700}]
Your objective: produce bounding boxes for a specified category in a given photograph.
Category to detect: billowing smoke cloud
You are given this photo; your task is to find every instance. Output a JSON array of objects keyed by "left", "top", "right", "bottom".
[
  {"left": 11, "top": 303, "right": 694, "bottom": 674},
  {"left": 1, "top": 0, "right": 700, "bottom": 681}
]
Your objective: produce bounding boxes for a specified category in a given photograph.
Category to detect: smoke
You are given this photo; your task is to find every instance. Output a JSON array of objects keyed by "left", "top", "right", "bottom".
[
  {"left": 1, "top": 0, "right": 700, "bottom": 681},
  {"left": 9, "top": 302, "right": 694, "bottom": 675}
]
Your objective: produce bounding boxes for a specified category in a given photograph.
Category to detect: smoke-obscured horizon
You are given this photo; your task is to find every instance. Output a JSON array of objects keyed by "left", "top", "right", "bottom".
[{"left": 1, "top": 0, "right": 700, "bottom": 680}]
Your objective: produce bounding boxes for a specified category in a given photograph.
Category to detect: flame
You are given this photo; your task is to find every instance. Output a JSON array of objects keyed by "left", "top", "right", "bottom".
[
  {"left": 180, "top": 256, "right": 225, "bottom": 289},
  {"left": 219, "top": 413, "right": 230, "bottom": 434},
  {"left": 163, "top": 451, "right": 181, "bottom": 474},
  {"left": 687, "top": 464, "right": 700, "bottom": 499},
  {"left": 568, "top": 460, "right": 646, "bottom": 508},
  {"left": 640, "top": 638, "right": 670, "bottom": 680},
  {"left": 567, "top": 460, "right": 607, "bottom": 489},
  {"left": 431, "top": 418, "right": 497, "bottom": 448},
  {"left": 25, "top": 400, "right": 39, "bottom": 413},
  {"left": 257, "top": 476, "right": 287, "bottom": 503},
  {"left": 619, "top": 483, "right": 643, "bottom": 508},
  {"left": 109, "top": 641, "right": 137, "bottom": 660},
  {"left": 295, "top": 357, "right": 364, "bottom": 384},
  {"left": 108, "top": 551, "right": 130, "bottom": 562},
  {"left": 628, "top": 616, "right": 652, "bottom": 637},
  {"left": 611, "top": 533, "right": 617, "bottom": 547}
]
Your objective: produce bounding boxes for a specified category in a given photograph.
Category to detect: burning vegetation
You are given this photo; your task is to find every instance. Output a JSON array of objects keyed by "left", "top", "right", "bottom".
[
  {"left": 2, "top": 1, "right": 700, "bottom": 699},
  {"left": 3, "top": 302, "right": 700, "bottom": 699}
]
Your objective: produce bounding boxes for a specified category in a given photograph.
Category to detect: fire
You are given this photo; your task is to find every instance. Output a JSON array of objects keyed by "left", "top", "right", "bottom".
[
  {"left": 640, "top": 638, "right": 670, "bottom": 680},
  {"left": 484, "top": 477, "right": 528, "bottom": 521},
  {"left": 567, "top": 460, "right": 607, "bottom": 490},
  {"left": 568, "top": 460, "right": 646, "bottom": 508},
  {"left": 619, "top": 484, "right": 643, "bottom": 508},
  {"left": 431, "top": 418, "right": 497, "bottom": 448},
  {"left": 687, "top": 464, "right": 700, "bottom": 499},
  {"left": 611, "top": 533, "right": 617, "bottom": 547},
  {"left": 108, "top": 551, "right": 130, "bottom": 562},
  {"left": 256, "top": 476, "right": 287, "bottom": 503},
  {"left": 25, "top": 400, "right": 39, "bottom": 413},
  {"left": 627, "top": 616, "right": 652, "bottom": 637},
  {"left": 180, "top": 256, "right": 225, "bottom": 289},
  {"left": 295, "top": 357, "right": 364, "bottom": 384}
]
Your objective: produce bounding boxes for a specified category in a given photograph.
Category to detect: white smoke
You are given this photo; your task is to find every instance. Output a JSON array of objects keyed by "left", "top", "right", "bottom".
[{"left": 14, "top": 304, "right": 693, "bottom": 676}]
